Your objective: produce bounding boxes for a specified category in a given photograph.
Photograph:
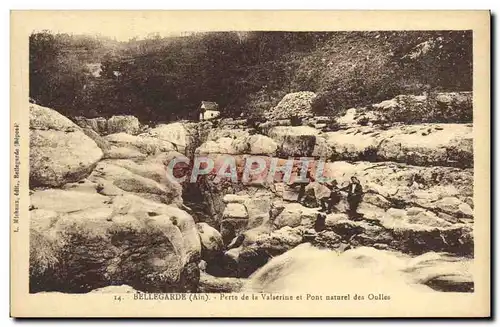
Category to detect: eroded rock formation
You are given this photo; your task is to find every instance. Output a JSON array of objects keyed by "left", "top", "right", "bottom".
[
  {"left": 29, "top": 90, "right": 474, "bottom": 293},
  {"left": 29, "top": 104, "right": 103, "bottom": 188}
]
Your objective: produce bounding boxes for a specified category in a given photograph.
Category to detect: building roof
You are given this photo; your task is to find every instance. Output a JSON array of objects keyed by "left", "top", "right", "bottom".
[{"left": 201, "top": 101, "right": 219, "bottom": 110}]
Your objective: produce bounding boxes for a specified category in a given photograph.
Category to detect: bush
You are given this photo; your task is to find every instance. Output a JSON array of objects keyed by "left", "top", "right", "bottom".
[
  {"left": 310, "top": 93, "right": 329, "bottom": 115},
  {"left": 325, "top": 121, "right": 342, "bottom": 132},
  {"left": 246, "top": 117, "right": 262, "bottom": 130},
  {"left": 358, "top": 116, "right": 370, "bottom": 126}
]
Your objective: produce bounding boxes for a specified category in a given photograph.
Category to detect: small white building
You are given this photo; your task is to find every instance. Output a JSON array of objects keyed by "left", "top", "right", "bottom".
[{"left": 200, "top": 101, "right": 221, "bottom": 120}]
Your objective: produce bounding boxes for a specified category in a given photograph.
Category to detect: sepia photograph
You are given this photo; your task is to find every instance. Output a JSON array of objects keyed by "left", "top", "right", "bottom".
[{"left": 10, "top": 10, "right": 490, "bottom": 318}]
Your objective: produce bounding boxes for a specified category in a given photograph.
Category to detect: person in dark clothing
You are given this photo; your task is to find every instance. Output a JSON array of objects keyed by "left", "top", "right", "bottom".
[
  {"left": 319, "top": 180, "right": 341, "bottom": 214},
  {"left": 314, "top": 213, "right": 326, "bottom": 232},
  {"left": 297, "top": 169, "right": 312, "bottom": 204},
  {"left": 341, "top": 176, "right": 363, "bottom": 218}
]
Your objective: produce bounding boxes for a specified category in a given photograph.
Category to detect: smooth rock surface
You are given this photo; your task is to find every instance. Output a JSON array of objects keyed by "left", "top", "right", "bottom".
[
  {"left": 29, "top": 104, "right": 103, "bottom": 187},
  {"left": 30, "top": 192, "right": 201, "bottom": 293}
]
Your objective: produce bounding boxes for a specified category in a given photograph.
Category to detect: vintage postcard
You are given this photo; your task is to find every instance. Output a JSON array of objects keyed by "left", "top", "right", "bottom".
[{"left": 10, "top": 10, "right": 490, "bottom": 318}]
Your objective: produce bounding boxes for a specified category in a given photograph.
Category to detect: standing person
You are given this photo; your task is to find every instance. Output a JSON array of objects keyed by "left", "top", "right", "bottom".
[
  {"left": 297, "top": 169, "right": 312, "bottom": 204},
  {"left": 319, "top": 180, "right": 341, "bottom": 214},
  {"left": 341, "top": 176, "right": 363, "bottom": 218}
]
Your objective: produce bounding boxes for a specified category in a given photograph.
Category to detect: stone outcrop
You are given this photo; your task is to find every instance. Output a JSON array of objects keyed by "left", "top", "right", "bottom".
[
  {"left": 267, "top": 126, "right": 319, "bottom": 157},
  {"left": 86, "top": 151, "right": 184, "bottom": 206},
  {"left": 265, "top": 91, "right": 317, "bottom": 120},
  {"left": 196, "top": 134, "right": 278, "bottom": 156},
  {"left": 74, "top": 117, "right": 108, "bottom": 135},
  {"left": 323, "top": 207, "right": 472, "bottom": 256},
  {"left": 80, "top": 127, "right": 112, "bottom": 152},
  {"left": 107, "top": 115, "right": 140, "bottom": 135},
  {"left": 197, "top": 124, "right": 472, "bottom": 168},
  {"left": 29, "top": 106, "right": 200, "bottom": 294},
  {"left": 189, "top": 93, "right": 475, "bottom": 282},
  {"left": 402, "top": 38, "right": 443, "bottom": 60},
  {"left": 29, "top": 104, "right": 103, "bottom": 187},
  {"left": 74, "top": 115, "right": 140, "bottom": 135},
  {"left": 224, "top": 226, "right": 305, "bottom": 278},
  {"left": 197, "top": 157, "right": 472, "bottom": 225},
  {"left": 30, "top": 190, "right": 200, "bottom": 293},
  {"left": 104, "top": 146, "right": 148, "bottom": 160},
  {"left": 195, "top": 151, "right": 473, "bottom": 277},
  {"left": 197, "top": 222, "right": 224, "bottom": 263},
  {"left": 29, "top": 90, "right": 474, "bottom": 295},
  {"left": 314, "top": 124, "right": 473, "bottom": 168},
  {"left": 317, "top": 161, "right": 473, "bottom": 217},
  {"left": 141, "top": 121, "right": 211, "bottom": 157},
  {"left": 75, "top": 118, "right": 211, "bottom": 157},
  {"left": 104, "top": 133, "right": 176, "bottom": 156}
]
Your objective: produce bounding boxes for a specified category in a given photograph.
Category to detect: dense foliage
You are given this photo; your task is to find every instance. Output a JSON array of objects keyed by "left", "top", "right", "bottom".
[{"left": 29, "top": 30, "right": 472, "bottom": 123}]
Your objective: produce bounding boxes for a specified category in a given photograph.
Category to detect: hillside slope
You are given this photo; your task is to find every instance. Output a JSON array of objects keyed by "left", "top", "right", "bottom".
[{"left": 29, "top": 31, "right": 471, "bottom": 122}]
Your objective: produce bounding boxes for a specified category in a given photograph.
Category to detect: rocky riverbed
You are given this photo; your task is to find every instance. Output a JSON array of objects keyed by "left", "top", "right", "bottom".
[{"left": 29, "top": 90, "right": 474, "bottom": 294}]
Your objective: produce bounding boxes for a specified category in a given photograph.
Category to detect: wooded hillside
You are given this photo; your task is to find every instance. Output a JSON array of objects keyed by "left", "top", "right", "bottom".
[{"left": 29, "top": 30, "right": 472, "bottom": 123}]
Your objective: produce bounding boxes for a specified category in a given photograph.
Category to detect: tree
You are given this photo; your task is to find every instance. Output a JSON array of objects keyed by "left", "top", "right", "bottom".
[{"left": 30, "top": 31, "right": 93, "bottom": 116}]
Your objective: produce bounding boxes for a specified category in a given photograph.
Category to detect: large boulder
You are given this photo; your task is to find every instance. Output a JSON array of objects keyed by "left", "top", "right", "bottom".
[
  {"left": 377, "top": 124, "right": 472, "bottom": 167},
  {"left": 73, "top": 116, "right": 108, "bottom": 135},
  {"left": 105, "top": 156, "right": 174, "bottom": 186},
  {"left": 265, "top": 91, "right": 317, "bottom": 120},
  {"left": 197, "top": 222, "right": 224, "bottom": 263},
  {"left": 243, "top": 192, "right": 274, "bottom": 228},
  {"left": 223, "top": 203, "right": 248, "bottom": 219},
  {"left": 221, "top": 203, "right": 249, "bottom": 244},
  {"left": 431, "top": 197, "right": 473, "bottom": 218},
  {"left": 207, "top": 128, "right": 251, "bottom": 142},
  {"left": 219, "top": 190, "right": 277, "bottom": 245},
  {"left": 29, "top": 104, "right": 103, "bottom": 187},
  {"left": 107, "top": 115, "right": 140, "bottom": 135},
  {"left": 30, "top": 191, "right": 201, "bottom": 293},
  {"left": 248, "top": 135, "right": 278, "bottom": 155},
  {"left": 379, "top": 208, "right": 472, "bottom": 254},
  {"left": 140, "top": 122, "right": 205, "bottom": 157},
  {"left": 273, "top": 203, "right": 318, "bottom": 229},
  {"left": 196, "top": 137, "right": 245, "bottom": 155},
  {"left": 323, "top": 207, "right": 472, "bottom": 256},
  {"left": 30, "top": 188, "right": 110, "bottom": 213},
  {"left": 103, "top": 146, "right": 148, "bottom": 160},
  {"left": 88, "top": 159, "right": 183, "bottom": 206},
  {"left": 80, "top": 127, "right": 112, "bottom": 152},
  {"left": 373, "top": 92, "right": 473, "bottom": 122},
  {"left": 223, "top": 226, "right": 304, "bottom": 278}
]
